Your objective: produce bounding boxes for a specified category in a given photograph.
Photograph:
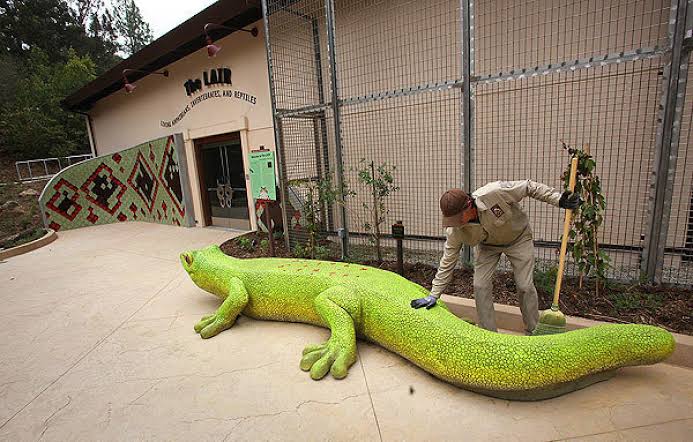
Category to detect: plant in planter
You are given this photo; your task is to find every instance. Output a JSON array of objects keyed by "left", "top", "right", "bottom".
[
  {"left": 288, "top": 174, "right": 342, "bottom": 259},
  {"left": 561, "top": 142, "right": 609, "bottom": 296},
  {"left": 355, "top": 159, "right": 399, "bottom": 262},
  {"left": 236, "top": 236, "right": 255, "bottom": 252}
]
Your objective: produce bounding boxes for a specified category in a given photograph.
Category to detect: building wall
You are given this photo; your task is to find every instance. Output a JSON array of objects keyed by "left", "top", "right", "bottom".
[{"left": 88, "top": 19, "right": 274, "bottom": 229}]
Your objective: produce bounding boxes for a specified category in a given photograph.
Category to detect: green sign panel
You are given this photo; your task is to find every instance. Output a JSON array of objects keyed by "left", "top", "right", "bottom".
[{"left": 249, "top": 150, "right": 277, "bottom": 201}]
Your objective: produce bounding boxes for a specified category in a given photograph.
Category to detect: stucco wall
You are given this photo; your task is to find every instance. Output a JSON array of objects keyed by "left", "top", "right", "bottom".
[{"left": 88, "top": 19, "right": 274, "bottom": 229}]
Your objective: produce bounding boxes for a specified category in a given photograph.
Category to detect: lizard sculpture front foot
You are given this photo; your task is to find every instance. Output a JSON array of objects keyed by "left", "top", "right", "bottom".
[
  {"left": 300, "top": 340, "right": 355, "bottom": 380},
  {"left": 299, "top": 286, "right": 359, "bottom": 380}
]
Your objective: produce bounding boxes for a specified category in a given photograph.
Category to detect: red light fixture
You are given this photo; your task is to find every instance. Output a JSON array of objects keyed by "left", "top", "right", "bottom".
[
  {"left": 204, "top": 23, "right": 259, "bottom": 58},
  {"left": 122, "top": 68, "right": 170, "bottom": 94},
  {"left": 124, "top": 80, "right": 136, "bottom": 93},
  {"left": 206, "top": 40, "right": 222, "bottom": 58}
]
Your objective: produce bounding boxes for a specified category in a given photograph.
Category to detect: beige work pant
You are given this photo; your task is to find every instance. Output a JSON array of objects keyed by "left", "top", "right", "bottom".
[{"left": 473, "top": 235, "right": 539, "bottom": 333}]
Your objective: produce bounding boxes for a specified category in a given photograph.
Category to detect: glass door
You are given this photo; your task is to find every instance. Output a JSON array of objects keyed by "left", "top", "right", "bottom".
[{"left": 200, "top": 136, "right": 250, "bottom": 229}]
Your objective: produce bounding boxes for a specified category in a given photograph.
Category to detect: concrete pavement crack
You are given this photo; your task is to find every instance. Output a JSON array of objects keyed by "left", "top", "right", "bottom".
[
  {"left": 550, "top": 417, "right": 693, "bottom": 441},
  {"left": 357, "top": 346, "right": 383, "bottom": 442},
  {"left": 186, "top": 391, "right": 369, "bottom": 441},
  {"left": 0, "top": 275, "right": 180, "bottom": 431},
  {"left": 68, "top": 361, "right": 282, "bottom": 397},
  {"left": 128, "top": 380, "right": 163, "bottom": 406},
  {"left": 37, "top": 396, "right": 71, "bottom": 441}
]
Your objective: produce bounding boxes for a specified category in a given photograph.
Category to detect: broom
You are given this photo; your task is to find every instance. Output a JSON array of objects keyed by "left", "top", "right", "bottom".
[{"left": 533, "top": 156, "right": 578, "bottom": 335}]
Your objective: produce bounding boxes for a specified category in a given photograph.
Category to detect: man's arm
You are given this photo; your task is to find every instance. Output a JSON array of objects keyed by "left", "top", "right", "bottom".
[
  {"left": 498, "top": 180, "right": 562, "bottom": 207},
  {"left": 429, "top": 227, "right": 465, "bottom": 299},
  {"left": 412, "top": 227, "right": 468, "bottom": 309}
]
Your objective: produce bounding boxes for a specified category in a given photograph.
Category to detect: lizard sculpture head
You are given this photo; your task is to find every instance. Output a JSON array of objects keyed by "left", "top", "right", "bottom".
[{"left": 180, "top": 245, "right": 237, "bottom": 298}]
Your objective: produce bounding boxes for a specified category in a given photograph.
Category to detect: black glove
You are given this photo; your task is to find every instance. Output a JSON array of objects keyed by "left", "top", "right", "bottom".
[
  {"left": 559, "top": 191, "right": 582, "bottom": 210},
  {"left": 411, "top": 295, "right": 438, "bottom": 309}
]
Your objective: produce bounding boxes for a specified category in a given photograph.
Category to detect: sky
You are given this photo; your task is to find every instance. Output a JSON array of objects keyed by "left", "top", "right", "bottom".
[{"left": 135, "top": 0, "right": 219, "bottom": 39}]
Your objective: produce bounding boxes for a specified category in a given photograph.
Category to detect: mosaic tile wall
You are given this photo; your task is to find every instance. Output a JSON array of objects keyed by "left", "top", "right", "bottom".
[{"left": 40, "top": 135, "right": 192, "bottom": 231}]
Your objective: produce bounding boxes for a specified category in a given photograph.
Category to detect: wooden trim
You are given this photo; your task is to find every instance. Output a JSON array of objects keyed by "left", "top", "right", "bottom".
[
  {"left": 192, "top": 132, "right": 243, "bottom": 227},
  {"left": 194, "top": 132, "right": 241, "bottom": 146},
  {"left": 193, "top": 143, "right": 212, "bottom": 226}
]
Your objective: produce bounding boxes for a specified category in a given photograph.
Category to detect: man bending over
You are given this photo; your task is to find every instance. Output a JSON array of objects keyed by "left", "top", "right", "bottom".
[{"left": 411, "top": 181, "right": 580, "bottom": 334}]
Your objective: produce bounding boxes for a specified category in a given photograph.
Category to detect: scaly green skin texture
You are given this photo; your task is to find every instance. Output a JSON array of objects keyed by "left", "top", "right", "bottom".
[{"left": 180, "top": 245, "right": 675, "bottom": 398}]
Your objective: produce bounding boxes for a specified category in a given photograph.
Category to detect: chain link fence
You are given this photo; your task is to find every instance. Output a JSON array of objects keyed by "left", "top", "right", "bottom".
[{"left": 262, "top": 0, "right": 693, "bottom": 285}]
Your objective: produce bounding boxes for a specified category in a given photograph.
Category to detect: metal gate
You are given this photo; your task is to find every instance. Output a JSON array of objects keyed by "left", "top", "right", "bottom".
[{"left": 262, "top": 0, "right": 693, "bottom": 285}]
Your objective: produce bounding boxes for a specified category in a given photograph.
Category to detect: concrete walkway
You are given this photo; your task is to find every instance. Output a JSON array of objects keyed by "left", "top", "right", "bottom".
[{"left": 0, "top": 223, "right": 691, "bottom": 441}]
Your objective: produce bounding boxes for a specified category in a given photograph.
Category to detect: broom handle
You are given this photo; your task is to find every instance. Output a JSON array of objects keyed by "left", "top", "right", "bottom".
[{"left": 552, "top": 157, "right": 578, "bottom": 308}]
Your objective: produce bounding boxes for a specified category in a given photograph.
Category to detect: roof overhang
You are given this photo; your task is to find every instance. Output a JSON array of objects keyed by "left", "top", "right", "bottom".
[{"left": 62, "top": 0, "right": 262, "bottom": 112}]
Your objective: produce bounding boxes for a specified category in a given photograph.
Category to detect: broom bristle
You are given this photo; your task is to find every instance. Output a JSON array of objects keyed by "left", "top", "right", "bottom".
[{"left": 532, "top": 307, "right": 567, "bottom": 335}]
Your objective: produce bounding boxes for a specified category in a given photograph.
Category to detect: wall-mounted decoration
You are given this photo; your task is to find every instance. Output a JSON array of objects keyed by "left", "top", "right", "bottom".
[{"left": 39, "top": 135, "right": 195, "bottom": 231}]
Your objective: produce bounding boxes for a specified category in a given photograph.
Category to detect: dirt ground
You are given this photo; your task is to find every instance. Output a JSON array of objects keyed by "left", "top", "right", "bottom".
[
  {"left": 0, "top": 160, "right": 47, "bottom": 247},
  {"left": 221, "top": 231, "right": 693, "bottom": 336}
]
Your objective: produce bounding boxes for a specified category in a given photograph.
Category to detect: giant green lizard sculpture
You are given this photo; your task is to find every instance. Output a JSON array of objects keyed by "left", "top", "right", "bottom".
[{"left": 180, "top": 245, "right": 675, "bottom": 400}]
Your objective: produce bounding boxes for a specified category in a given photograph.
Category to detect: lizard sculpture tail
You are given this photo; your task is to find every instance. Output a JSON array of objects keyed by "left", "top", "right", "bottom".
[
  {"left": 369, "top": 300, "right": 674, "bottom": 400},
  {"left": 181, "top": 246, "right": 675, "bottom": 401}
]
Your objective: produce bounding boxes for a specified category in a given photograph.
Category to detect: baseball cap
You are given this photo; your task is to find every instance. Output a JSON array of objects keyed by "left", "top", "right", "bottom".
[{"left": 440, "top": 188, "right": 471, "bottom": 227}]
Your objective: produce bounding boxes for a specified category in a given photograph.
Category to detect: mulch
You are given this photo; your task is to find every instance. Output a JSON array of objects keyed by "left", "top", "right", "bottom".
[{"left": 220, "top": 232, "right": 693, "bottom": 336}]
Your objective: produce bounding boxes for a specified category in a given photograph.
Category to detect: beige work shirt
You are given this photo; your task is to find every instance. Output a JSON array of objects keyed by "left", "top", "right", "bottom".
[{"left": 429, "top": 180, "right": 561, "bottom": 298}]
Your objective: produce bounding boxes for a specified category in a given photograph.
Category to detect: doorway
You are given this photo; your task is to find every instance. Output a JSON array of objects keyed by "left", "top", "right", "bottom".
[{"left": 195, "top": 133, "right": 250, "bottom": 229}]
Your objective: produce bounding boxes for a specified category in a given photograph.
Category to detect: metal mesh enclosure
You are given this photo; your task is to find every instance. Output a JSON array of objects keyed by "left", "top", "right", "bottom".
[
  {"left": 663, "top": 56, "right": 693, "bottom": 284},
  {"left": 334, "top": 0, "right": 462, "bottom": 262},
  {"left": 263, "top": 0, "right": 693, "bottom": 285},
  {"left": 474, "top": 59, "right": 664, "bottom": 279}
]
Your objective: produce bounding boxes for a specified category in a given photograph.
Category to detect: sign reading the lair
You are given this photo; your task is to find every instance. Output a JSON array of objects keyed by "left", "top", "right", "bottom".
[
  {"left": 183, "top": 67, "right": 233, "bottom": 96},
  {"left": 160, "top": 66, "right": 258, "bottom": 128}
]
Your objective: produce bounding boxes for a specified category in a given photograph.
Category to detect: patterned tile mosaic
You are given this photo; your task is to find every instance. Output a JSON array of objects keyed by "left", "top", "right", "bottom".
[{"left": 40, "top": 136, "right": 190, "bottom": 231}]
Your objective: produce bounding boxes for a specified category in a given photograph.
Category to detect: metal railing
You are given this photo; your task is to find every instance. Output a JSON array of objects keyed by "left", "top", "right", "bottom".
[{"left": 15, "top": 154, "right": 94, "bottom": 182}]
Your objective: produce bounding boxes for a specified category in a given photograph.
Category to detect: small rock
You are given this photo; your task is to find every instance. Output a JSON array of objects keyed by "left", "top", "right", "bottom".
[
  {"left": 0, "top": 200, "right": 20, "bottom": 211},
  {"left": 19, "top": 188, "right": 39, "bottom": 197}
]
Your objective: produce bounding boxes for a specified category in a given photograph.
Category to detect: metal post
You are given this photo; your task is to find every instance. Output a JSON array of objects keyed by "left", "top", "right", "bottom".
[
  {"left": 84, "top": 115, "right": 97, "bottom": 157},
  {"left": 460, "top": 0, "right": 475, "bottom": 264},
  {"left": 312, "top": 17, "right": 334, "bottom": 231},
  {"left": 392, "top": 221, "right": 405, "bottom": 276},
  {"left": 325, "top": 0, "right": 349, "bottom": 257},
  {"left": 264, "top": 200, "right": 276, "bottom": 256},
  {"left": 261, "top": 0, "right": 291, "bottom": 249},
  {"left": 643, "top": 0, "right": 690, "bottom": 283}
]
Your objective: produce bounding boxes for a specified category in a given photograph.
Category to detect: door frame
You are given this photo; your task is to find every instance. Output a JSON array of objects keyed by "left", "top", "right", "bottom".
[{"left": 193, "top": 132, "right": 244, "bottom": 227}]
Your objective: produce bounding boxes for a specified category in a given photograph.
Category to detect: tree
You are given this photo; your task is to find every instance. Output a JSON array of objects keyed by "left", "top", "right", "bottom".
[
  {"left": 0, "top": 0, "right": 120, "bottom": 72},
  {"left": 0, "top": 54, "right": 23, "bottom": 107},
  {"left": 69, "top": 0, "right": 103, "bottom": 28},
  {"left": 288, "top": 175, "right": 340, "bottom": 259},
  {"left": 69, "top": 0, "right": 120, "bottom": 60},
  {"left": 561, "top": 142, "right": 610, "bottom": 296},
  {"left": 0, "top": 49, "right": 97, "bottom": 159},
  {"left": 0, "top": 0, "right": 80, "bottom": 61},
  {"left": 356, "top": 159, "right": 399, "bottom": 262},
  {"left": 112, "top": 0, "right": 152, "bottom": 56}
]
